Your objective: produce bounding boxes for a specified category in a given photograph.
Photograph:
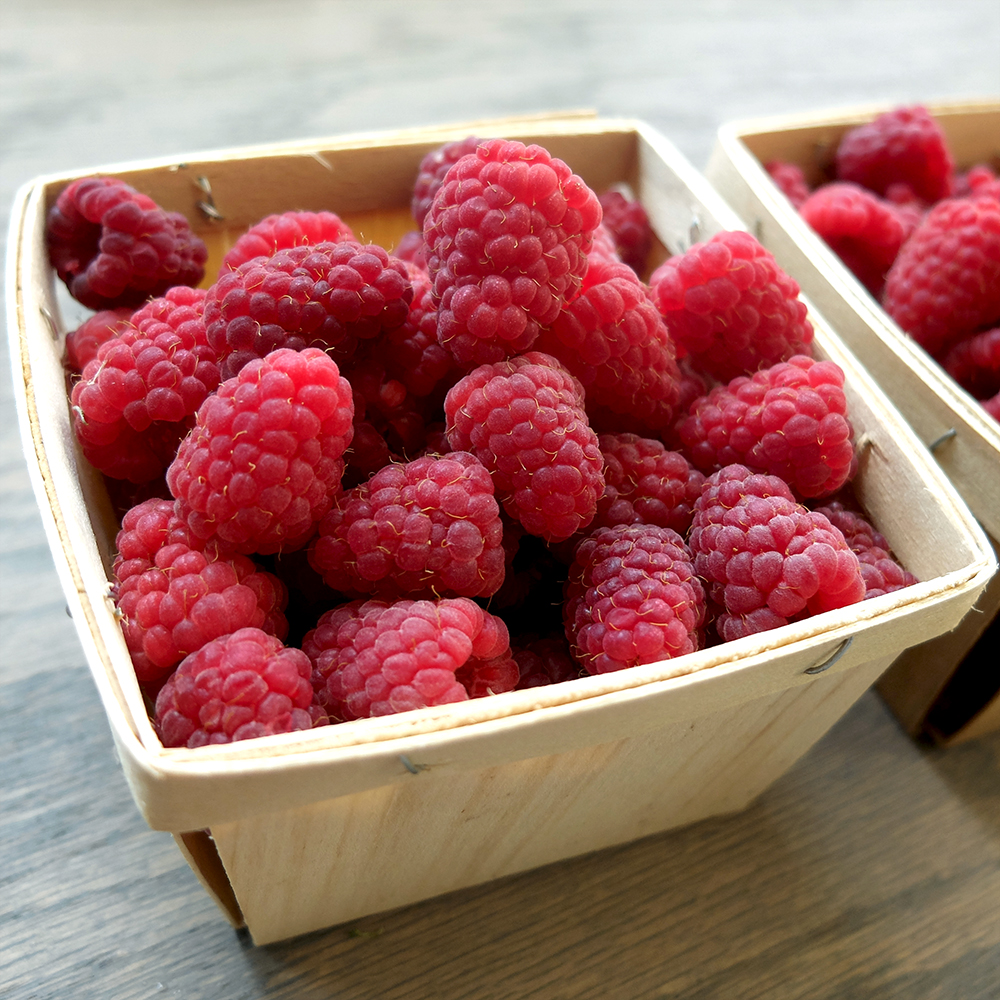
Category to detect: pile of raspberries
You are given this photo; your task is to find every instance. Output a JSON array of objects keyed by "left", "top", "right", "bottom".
[
  {"left": 50, "top": 135, "right": 918, "bottom": 749},
  {"left": 765, "top": 104, "right": 1000, "bottom": 423}
]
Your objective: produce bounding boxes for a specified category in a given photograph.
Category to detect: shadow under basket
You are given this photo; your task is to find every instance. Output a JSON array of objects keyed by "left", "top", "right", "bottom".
[
  {"left": 706, "top": 99, "right": 1000, "bottom": 746},
  {"left": 7, "top": 115, "right": 996, "bottom": 943}
]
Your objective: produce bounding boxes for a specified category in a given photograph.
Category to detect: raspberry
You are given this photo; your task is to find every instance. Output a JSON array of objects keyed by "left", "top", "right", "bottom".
[
  {"left": 46, "top": 176, "right": 207, "bottom": 310},
  {"left": 799, "top": 182, "right": 920, "bottom": 297},
  {"left": 411, "top": 135, "right": 483, "bottom": 228},
  {"left": 983, "top": 392, "right": 1000, "bottom": 422},
  {"left": 113, "top": 499, "right": 289, "bottom": 686},
  {"left": 883, "top": 197, "right": 1000, "bottom": 357},
  {"left": 565, "top": 523, "right": 706, "bottom": 674},
  {"left": 423, "top": 138, "right": 602, "bottom": 365},
  {"left": 444, "top": 352, "right": 604, "bottom": 542},
  {"left": 308, "top": 452, "right": 505, "bottom": 599},
  {"left": 512, "top": 635, "right": 580, "bottom": 688},
  {"left": 943, "top": 327, "right": 1000, "bottom": 399},
  {"left": 835, "top": 105, "right": 954, "bottom": 203},
  {"left": 64, "top": 308, "right": 133, "bottom": 372},
  {"left": 204, "top": 241, "right": 413, "bottom": 379},
  {"left": 535, "top": 256, "right": 682, "bottom": 435},
  {"left": 70, "top": 287, "right": 218, "bottom": 482},
  {"left": 454, "top": 645, "right": 520, "bottom": 698},
  {"left": 765, "top": 161, "right": 811, "bottom": 209},
  {"left": 167, "top": 347, "right": 355, "bottom": 555},
  {"left": 955, "top": 165, "right": 1000, "bottom": 202},
  {"left": 301, "top": 597, "right": 509, "bottom": 720},
  {"left": 591, "top": 433, "right": 705, "bottom": 535},
  {"left": 678, "top": 356, "right": 856, "bottom": 498},
  {"left": 154, "top": 628, "right": 313, "bottom": 747},
  {"left": 689, "top": 465, "right": 866, "bottom": 641},
  {"left": 393, "top": 230, "right": 428, "bottom": 267},
  {"left": 649, "top": 230, "right": 814, "bottom": 382},
  {"left": 597, "top": 189, "right": 654, "bottom": 273},
  {"left": 221, "top": 210, "right": 355, "bottom": 272},
  {"left": 812, "top": 501, "right": 918, "bottom": 599}
]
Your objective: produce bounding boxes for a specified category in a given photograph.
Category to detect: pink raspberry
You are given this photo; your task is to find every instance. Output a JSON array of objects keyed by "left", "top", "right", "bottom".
[
  {"left": 799, "top": 182, "right": 920, "bottom": 297},
  {"left": 155, "top": 628, "right": 314, "bottom": 747},
  {"left": 955, "top": 165, "right": 1000, "bottom": 202},
  {"left": 883, "top": 197, "right": 1000, "bottom": 358},
  {"left": 167, "top": 348, "right": 355, "bottom": 555},
  {"left": 689, "top": 465, "right": 866, "bottom": 641},
  {"left": 308, "top": 451, "right": 505, "bottom": 599},
  {"left": 535, "top": 256, "right": 682, "bottom": 435},
  {"left": 835, "top": 105, "right": 954, "bottom": 202},
  {"left": 512, "top": 635, "right": 580, "bottom": 688},
  {"left": 943, "top": 327, "right": 1000, "bottom": 399},
  {"left": 565, "top": 523, "right": 706, "bottom": 675},
  {"left": 70, "top": 286, "right": 218, "bottom": 482},
  {"left": 765, "top": 161, "right": 811, "bottom": 209},
  {"left": 46, "top": 176, "right": 207, "bottom": 310},
  {"left": 454, "top": 645, "right": 520, "bottom": 698},
  {"left": 113, "top": 499, "right": 288, "bottom": 686},
  {"left": 64, "top": 308, "right": 133, "bottom": 372},
  {"left": 301, "top": 597, "right": 510, "bottom": 720},
  {"left": 204, "top": 241, "right": 413, "bottom": 379},
  {"left": 221, "top": 210, "right": 355, "bottom": 271},
  {"left": 812, "top": 500, "right": 918, "bottom": 599},
  {"left": 423, "top": 138, "right": 602, "bottom": 365},
  {"left": 597, "top": 189, "right": 654, "bottom": 273},
  {"left": 444, "top": 352, "right": 605, "bottom": 542},
  {"left": 393, "top": 230, "right": 428, "bottom": 267},
  {"left": 411, "top": 135, "right": 483, "bottom": 228},
  {"left": 649, "top": 230, "right": 814, "bottom": 382},
  {"left": 678, "top": 356, "right": 856, "bottom": 499}
]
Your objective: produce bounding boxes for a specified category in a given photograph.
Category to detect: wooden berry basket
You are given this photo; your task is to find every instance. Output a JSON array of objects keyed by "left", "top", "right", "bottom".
[
  {"left": 6, "top": 115, "right": 995, "bottom": 944},
  {"left": 706, "top": 100, "right": 1000, "bottom": 746}
]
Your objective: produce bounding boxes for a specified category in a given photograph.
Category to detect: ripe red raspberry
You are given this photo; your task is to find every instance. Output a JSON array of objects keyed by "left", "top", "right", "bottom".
[
  {"left": 535, "top": 257, "right": 682, "bottom": 435},
  {"left": 393, "top": 230, "right": 428, "bottom": 267},
  {"left": 221, "top": 210, "right": 355, "bottom": 272},
  {"left": 154, "top": 628, "right": 313, "bottom": 747},
  {"left": 955, "top": 165, "right": 1000, "bottom": 202},
  {"left": 454, "top": 643, "right": 520, "bottom": 698},
  {"left": 649, "top": 230, "right": 814, "bottom": 382},
  {"left": 309, "top": 451, "right": 505, "bottom": 599},
  {"left": 597, "top": 189, "right": 654, "bottom": 273},
  {"left": 765, "top": 161, "right": 811, "bottom": 209},
  {"left": 812, "top": 500, "right": 918, "bottom": 599},
  {"left": 70, "top": 287, "right": 218, "bottom": 482},
  {"left": 204, "top": 241, "right": 413, "bottom": 379},
  {"left": 565, "top": 523, "right": 706, "bottom": 675},
  {"left": 411, "top": 135, "right": 483, "bottom": 228},
  {"left": 423, "top": 138, "right": 602, "bottom": 365},
  {"left": 678, "top": 356, "right": 856, "bottom": 499},
  {"left": 591, "top": 433, "right": 705, "bottom": 535},
  {"left": 943, "top": 327, "right": 1000, "bottom": 399},
  {"left": 301, "top": 597, "right": 509, "bottom": 720},
  {"left": 799, "top": 182, "right": 920, "bottom": 297},
  {"left": 444, "top": 352, "right": 605, "bottom": 543},
  {"left": 883, "top": 197, "right": 1000, "bottom": 358},
  {"left": 167, "top": 348, "right": 355, "bottom": 555},
  {"left": 512, "top": 635, "right": 580, "bottom": 688},
  {"left": 835, "top": 105, "right": 954, "bottom": 203},
  {"left": 983, "top": 391, "right": 1000, "bottom": 422},
  {"left": 689, "top": 465, "right": 866, "bottom": 641},
  {"left": 46, "top": 176, "right": 207, "bottom": 310},
  {"left": 113, "top": 499, "right": 288, "bottom": 686},
  {"left": 64, "top": 308, "right": 133, "bottom": 372}
]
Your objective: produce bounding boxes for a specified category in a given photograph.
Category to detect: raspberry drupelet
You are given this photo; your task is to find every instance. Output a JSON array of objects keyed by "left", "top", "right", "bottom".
[
  {"left": 167, "top": 347, "right": 355, "bottom": 556},
  {"left": 444, "top": 352, "right": 605, "bottom": 543},
  {"left": 308, "top": 451, "right": 505, "bottom": 599},
  {"left": 46, "top": 176, "right": 207, "bottom": 310},
  {"left": 155, "top": 628, "right": 314, "bottom": 748},
  {"left": 678, "top": 355, "right": 856, "bottom": 499},
  {"left": 204, "top": 241, "right": 413, "bottom": 379},
  {"left": 689, "top": 465, "right": 866, "bottom": 641},
  {"left": 423, "top": 138, "right": 603, "bottom": 365},
  {"left": 113, "top": 499, "right": 288, "bottom": 687},
  {"left": 565, "top": 523, "right": 706, "bottom": 675},
  {"left": 221, "top": 210, "right": 355, "bottom": 272},
  {"left": 649, "top": 230, "right": 814, "bottom": 382},
  {"left": 301, "top": 597, "right": 511, "bottom": 720}
]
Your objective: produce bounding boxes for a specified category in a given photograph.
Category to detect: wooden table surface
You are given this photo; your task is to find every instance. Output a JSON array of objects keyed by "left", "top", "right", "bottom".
[{"left": 2, "top": 2, "right": 999, "bottom": 997}]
